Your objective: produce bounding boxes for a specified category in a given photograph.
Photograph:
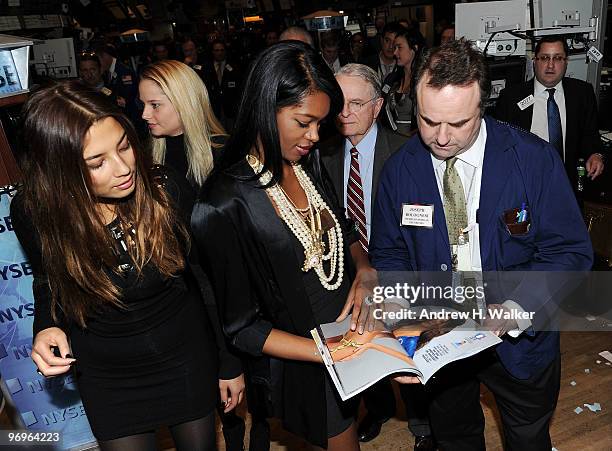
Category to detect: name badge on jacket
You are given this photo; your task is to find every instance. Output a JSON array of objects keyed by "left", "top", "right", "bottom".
[
  {"left": 517, "top": 94, "right": 534, "bottom": 111},
  {"left": 401, "top": 204, "right": 434, "bottom": 228}
]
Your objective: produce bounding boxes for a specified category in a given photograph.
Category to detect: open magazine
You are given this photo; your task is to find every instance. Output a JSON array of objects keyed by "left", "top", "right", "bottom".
[{"left": 310, "top": 305, "right": 502, "bottom": 401}]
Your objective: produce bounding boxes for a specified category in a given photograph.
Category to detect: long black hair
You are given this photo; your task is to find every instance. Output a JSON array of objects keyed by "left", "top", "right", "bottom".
[
  {"left": 383, "top": 26, "right": 426, "bottom": 93},
  {"left": 219, "top": 40, "right": 343, "bottom": 185}
]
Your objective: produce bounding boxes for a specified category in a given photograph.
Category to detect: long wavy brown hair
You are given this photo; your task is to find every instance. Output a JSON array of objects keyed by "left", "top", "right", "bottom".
[{"left": 19, "top": 80, "right": 188, "bottom": 327}]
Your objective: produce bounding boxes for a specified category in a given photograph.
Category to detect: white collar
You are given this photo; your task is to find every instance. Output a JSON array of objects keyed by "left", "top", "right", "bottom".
[
  {"left": 534, "top": 77, "right": 563, "bottom": 97},
  {"left": 344, "top": 122, "right": 378, "bottom": 155},
  {"left": 432, "top": 118, "right": 487, "bottom": 169},
  {"left": 109, "top": 57, "right": 117, "bottom": 76}
]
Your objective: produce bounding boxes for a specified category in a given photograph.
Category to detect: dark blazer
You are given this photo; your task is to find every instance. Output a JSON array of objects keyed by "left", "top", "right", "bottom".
[
  {"left": 493, "top": 77, "right": 602, "bottom": 187},
  {"left": 370, "top": 116, "right": 593, "bottom": 379},
  {"left": 203, "top": 60, "right": 242, "bottom": 119},
  {"left": 361, "top": 52, "right": 395, "bottom": 79},
  {"left": 320, "top": 124, "right": 407, "bottom": 211},
  {"left": 191, "top": 152, "right": 355, "bottom": 447}
]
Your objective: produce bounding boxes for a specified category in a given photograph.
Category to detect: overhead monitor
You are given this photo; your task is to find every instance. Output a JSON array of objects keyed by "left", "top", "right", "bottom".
[
  {"left": 456, "top": 0, "right": 527, "bottom": 57},
  {"left": 0, "top": 35, "right": 33, "bottom": 99},
  {"left": 30, "top": 38, "right": 77, "bottom": 79},
  {"left": 531, "top": 0, "right": 595, "bottom": 28}
]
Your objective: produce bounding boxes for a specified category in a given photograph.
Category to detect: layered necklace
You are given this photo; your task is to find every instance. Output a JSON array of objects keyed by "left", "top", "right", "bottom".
[{"left": 247, "top": 154, "right": 344, "bottom": 290}]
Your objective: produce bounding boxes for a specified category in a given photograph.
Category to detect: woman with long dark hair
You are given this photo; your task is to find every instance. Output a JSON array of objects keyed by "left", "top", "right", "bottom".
[
  {"left": 11, "top": 80, "right": 241, "bottom": 450},
  {"left": 382, "top": 27, "right": 426, "bottom": 136},
  {"left": 192, "top": 41, "right": 376, "bottom": 450}
]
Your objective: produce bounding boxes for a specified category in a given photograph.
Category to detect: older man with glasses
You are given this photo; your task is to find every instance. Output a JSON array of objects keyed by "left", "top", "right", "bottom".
[
  {"left": 494, "top": 35, "right": 605, "bottom": 191},
  {"left": 320, "top": 63, "right": 435, "bottom": 450}
]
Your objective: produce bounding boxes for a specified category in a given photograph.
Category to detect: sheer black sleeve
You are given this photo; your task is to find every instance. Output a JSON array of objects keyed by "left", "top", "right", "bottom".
[{"left": 10, "top": 193, "right": 63, "bottom": 336}]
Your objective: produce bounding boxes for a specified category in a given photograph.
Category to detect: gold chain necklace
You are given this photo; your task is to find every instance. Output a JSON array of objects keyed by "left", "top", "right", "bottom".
[{"left": 246, "top": 155, "right": 344, "bottom": 290}]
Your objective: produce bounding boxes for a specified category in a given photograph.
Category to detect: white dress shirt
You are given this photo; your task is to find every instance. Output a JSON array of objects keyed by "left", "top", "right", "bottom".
[
  {"left": 342, "top": 123, "right": 378, "bottom": 241},
  {"left": 430, "top": 119, "right": 530, "bottom": 335},
  {"left": 431, "top": 119, "right": 486, "bottom": 271},
  {"left": 530, "top": 78, "right": 567, "bottom": 160},
  {"left": 327, "top": 58, "right": 341, "bottom": 74},
  {"left": 378, "top": 54, "right": 396, "bottom": 80}
]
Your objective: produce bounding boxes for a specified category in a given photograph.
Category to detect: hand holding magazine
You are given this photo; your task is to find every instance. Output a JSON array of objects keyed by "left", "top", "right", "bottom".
[{"left": 310, "top": 304, "right": 502, "bottom": 401}]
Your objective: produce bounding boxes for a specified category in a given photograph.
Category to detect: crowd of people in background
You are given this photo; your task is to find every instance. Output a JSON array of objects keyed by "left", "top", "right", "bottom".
[
  {"left": 15, "top": 10, "right": 607, "bottom": 451},
  {"left": 73, "top": 17, "right": 454, "bottom": 140}
]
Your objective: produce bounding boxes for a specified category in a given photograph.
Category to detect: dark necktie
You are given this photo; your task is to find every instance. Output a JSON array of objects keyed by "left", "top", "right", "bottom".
[
  {"left": 346, "top": 147, "right": 368, "bottom": 252},
  {"left": 546, "top": 88, "right": 563, "bottom": 160}
]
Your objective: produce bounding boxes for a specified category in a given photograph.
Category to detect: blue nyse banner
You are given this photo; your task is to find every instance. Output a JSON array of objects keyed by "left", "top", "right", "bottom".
[{"left": 0, "top": 185, "right": 97, "bottom": 450}]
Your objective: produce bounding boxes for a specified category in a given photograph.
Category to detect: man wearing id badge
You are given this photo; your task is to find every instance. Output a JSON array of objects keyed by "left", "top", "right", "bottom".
[
  {"left": 494, "top": 35, "right": 605, "bottom": 189},
  {"left": 370, "top": 39, "right": 592, "bottom": 450}
]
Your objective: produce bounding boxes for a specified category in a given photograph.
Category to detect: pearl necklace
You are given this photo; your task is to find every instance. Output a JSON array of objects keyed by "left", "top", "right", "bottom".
[{"left": 247, "top": 155, "right": 344, "bottom": 290}]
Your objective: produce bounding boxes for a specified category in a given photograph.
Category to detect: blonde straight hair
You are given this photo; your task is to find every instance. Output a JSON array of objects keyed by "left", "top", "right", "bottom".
[{"left": 141, "top": 60, "right": 226, "bottom": 186}]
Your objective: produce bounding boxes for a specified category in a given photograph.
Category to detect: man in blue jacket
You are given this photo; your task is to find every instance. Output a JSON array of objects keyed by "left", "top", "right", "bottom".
[{"left": 370, "top": 39, "right": 592, "bottom": 450}]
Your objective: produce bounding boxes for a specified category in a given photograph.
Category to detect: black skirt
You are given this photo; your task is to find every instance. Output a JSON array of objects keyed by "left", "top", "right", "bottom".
[{"left": 70, "top": 290, "right": 218, "bottom": 441}]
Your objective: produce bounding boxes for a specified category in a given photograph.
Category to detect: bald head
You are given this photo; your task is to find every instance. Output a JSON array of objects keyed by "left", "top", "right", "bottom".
[{"left": 279, "top": 27, "right": 313, "bottom": 47}]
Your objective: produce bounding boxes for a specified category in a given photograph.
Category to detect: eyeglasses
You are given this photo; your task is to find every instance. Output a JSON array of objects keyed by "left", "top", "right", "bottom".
[
  {"left": 345, "top": 96, "right": 378, "bottom": 114},
  {"left": 534, "top": 55, "right": 567, "bottom": 63}
]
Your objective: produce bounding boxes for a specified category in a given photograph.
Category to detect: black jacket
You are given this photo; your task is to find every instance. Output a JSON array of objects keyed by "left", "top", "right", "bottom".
[
  {"left": 191, "top": 152, "right": 356, "bottom": 446},
  {"left": 493, "top": 77, "right": 603, "bottom": 188}
]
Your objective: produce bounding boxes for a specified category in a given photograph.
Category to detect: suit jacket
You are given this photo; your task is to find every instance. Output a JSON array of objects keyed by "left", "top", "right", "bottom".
[
  {"left": 103, "top": 59, "right": 142, "bottom": 128},
  {"left": 203, "top": 60, "right": 242, "bottom": 119},
  {"left": 191, "top": 151, "right": 356, "bottom": 447},
  {"left": 370, "top": 116, "right": 593, "bottom": 379},
  {"left": 493, "top": 77, "right": 602, "bottom": 188},
  {"left": 361, "top": 52, "right": 395, "bottom": 80},
  {"left": 104, "top": 59, "right": 137, "bottom": 104},
  {"left": 320, "top": 124, "right": 407, "bottom": 212}
]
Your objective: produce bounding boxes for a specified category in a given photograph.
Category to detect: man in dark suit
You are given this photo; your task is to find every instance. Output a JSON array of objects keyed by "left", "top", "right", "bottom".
[
  {"left": 320, "top": 64, "right": 434, "bottom": 451},
  {"left": 203, "top": 40, "right": 242, "bottom": 132},
  {"left": 371, "top": 39, "right": 592, "bottom": 450},
  {"left": 95, "top": 44, "right": 138, "bottom": 111},
  {"left": 93, "top": 44, "right": 144, "bottom": 136},
  {"left": 320, "top": 33, "right": 350, "bottom": 73},
  {"left": 494, "top": 35, "right": 604, "bottom": 189}
]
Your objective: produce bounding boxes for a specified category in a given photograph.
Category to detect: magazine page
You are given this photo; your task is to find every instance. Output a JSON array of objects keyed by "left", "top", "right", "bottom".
[
  {"left": 413, "top": 321, "right": 502, "bottom": 383},
  {"left": 311, "top": 317, "right": 421, "bottom": 401}
]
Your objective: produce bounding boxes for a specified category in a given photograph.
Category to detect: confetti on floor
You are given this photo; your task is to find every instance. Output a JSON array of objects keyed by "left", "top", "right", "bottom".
[
  {"left": 596, "top": 360, "right": 602, "bottom": 364},
  {"left": 583, "top": 402, "right": 602, "bottom": 412},
  {"left": 574, "top": 407, "right": 583, "bottom": 414},
  {"left": 570, "top": 381, "right": 577, "bottom": 386},
  {"left": 599, "top": 350, "right": 612, "bottom": 363},
  {"left": 584, "top": 368, "right": 591, "bottom": 374}
]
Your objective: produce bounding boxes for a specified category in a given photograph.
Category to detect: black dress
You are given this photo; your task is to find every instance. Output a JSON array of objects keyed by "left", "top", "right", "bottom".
[
  {"left": 192, "top": 154, "right": 359, "bottom": 447},
  {"left": 291, "top": 230, "right": 357, "bottom": 438},
  {"left": 10, "top": 171, "right": 219, "bottom": 441},
  {"left": 161, "top": 133, "right": 242, "bottom": 379}
]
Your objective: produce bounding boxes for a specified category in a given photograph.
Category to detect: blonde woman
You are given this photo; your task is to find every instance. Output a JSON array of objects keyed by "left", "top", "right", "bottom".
[
  {"left": 139, "top": 60, "right": 226, "bottom": 191},
  {"left": 139, "top": 61, "right": 247, "bottom": 446}
]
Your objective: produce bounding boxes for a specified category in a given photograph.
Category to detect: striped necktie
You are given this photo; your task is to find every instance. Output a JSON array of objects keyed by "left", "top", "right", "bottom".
[{"left": 347, "top": 147, "right": 368, "bottom": 252}]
